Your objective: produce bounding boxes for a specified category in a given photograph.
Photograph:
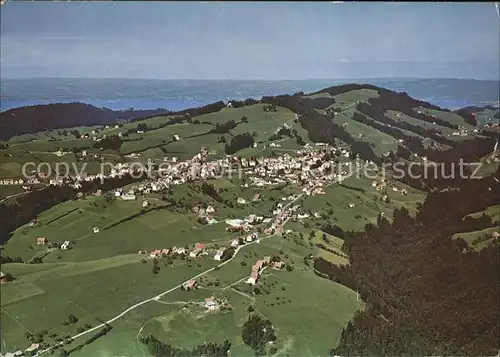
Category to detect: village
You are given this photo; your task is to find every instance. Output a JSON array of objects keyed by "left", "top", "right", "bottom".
[
  {"left": 21, "top": 140, "right": 421, "bottom": 266},
  {"left": 36, "top": 142, "right": 351, "bottom": 190},
  {"left": 0, "top": 134, "right": 435, "bottom": 357}
]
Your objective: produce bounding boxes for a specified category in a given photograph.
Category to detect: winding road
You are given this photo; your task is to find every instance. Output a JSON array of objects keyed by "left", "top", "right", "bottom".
[
  {"left": 32, "top": 193, "right": 304, "bottom": 356},
  {"left": 31, "top": 164, "right": 361, "bottom": 356}
]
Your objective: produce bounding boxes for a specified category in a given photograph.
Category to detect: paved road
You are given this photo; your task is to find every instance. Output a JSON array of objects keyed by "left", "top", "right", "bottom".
[
  {"left": 0, "top": 186, "right": 47, "bottom": 203},
  {"left": 0, "top": 191, "right": 29, "bottom": 203}
]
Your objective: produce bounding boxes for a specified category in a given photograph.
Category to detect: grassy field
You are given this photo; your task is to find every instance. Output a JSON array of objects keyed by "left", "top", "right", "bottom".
[
  {"left": 2, "top": 181, "right": 277, "bottom": 263},
  {"left": 473, "top": 107, "right": 500, "bottom": 126},
  {"left": 136, "top": 238, "right": 362, "bottom": 357},
  {"left": 1, "top": 104, "right": 304, "bottom": 177},
  {"left": 1, "top": 219, "right": 362, "bottom": 357},
  {"left": 303, "top": 92, "right": 333, "bottom": 99},
  {"left": 385, "top": 110, "right": 457, "bottom": 136},
  {"left": 0, "top": 173, "right": 366, "bottom": 355},
  {"left": 417, "top": 107, "right": 476, "bottom": 130},
  {"left": 121, "top": 104, "right": 299, "bottom": 160},
  {"left": 331, "top": 88, "right": 380, "bottom": 105},
  {"left": 334, "top": 111, "right": 398, "bottom": 155},
  {"left": 295, "top": 174, "right": 425, "bottom": 232},
  {"left": 466, "top": 204, "right": 500, "bottom": 222},
  {"left": 0, "top": 255, "right": 217, "bottom": 352},
  {"left": 2, "top": 93, "right": 444, "bottom": 356},
  {"left": 453, "top": 226, "right": 499, "bottom": 251}
]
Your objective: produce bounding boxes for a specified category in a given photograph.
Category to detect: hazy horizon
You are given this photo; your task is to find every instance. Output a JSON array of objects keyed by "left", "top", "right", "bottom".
[
  {"left": 1, "top": 2, "right": 499, "bottom": 80},
  {"left": 2, "top": 77, "right": 499, "bottom": 80}
]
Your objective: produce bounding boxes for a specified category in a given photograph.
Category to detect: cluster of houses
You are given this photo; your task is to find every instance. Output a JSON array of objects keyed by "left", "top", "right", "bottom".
[
  {"left": 2, "top": 342, "right": 40, "bottom": 357},
  {"left": 145, "top": 248, "right": 171, "bottom": 258},
  {"left": 450, "top": 125, "right": 471, "bottom": 137},
  {"left": 24, "top": 141, "right": 351, "bottom": 210},
  {"left": 245, "top": 147, "right": 354, "bottom": 190},
  {"left": 247, "top": 256, "right": 271, "bottom": 285},
  {"left": 214, "top": 233, "right": 259, "bottom": 261},
  {"left": 35, "top": 237, "right": 74, "bottom": 250},
  {"left": 392, "top": 186, "right": 408, "bottom": 195},
  {"left": 246, "top": 256, "right": 285, "bottom": 285},
  {"left": 194, "top": 205, "right": 217, "bottom": 225},
  {"left": 0, "top": 178, "right": 40, "bottom": 186},
  {"left": 372, "top": 178, "right": 387, "bottom": 191},
  {"left": 1, "top": 341, "right": 42, "bottom": 356},
  {"left": 372, "top": 178, "right": 410, "bottom": 196},
  {"left": 139, "top": 243, "right": 209, "bottom": 259}
]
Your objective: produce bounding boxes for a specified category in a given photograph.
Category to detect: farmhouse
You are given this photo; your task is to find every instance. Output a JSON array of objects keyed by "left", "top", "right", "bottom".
[
  {"left": 25, "top": 343, "right": 40, "bottom": 353},
  {"left": 122, "top": 192, "right": 136, "bottom": 200},
  {"left": 190, "top": 243, "right": 206, "bottom": 258},
  {"left": 36, "top": 237, "right": 47, "bottom": 245},
  {"left": 247, "top": 271, "right": 259, "bottom": 285},
  {"left": 225, "top": 218, "right": 250, "bottom": 231},
  {"left": 204, "top": 296, "right": 219, "bottom": 310},
  {"left": 60, "top": 240, "right": 71, "bottom": 250},
  {"left": 205, "top": 216, "right": 218, "bottom": 225},
  {"left": 213, "top": 249, "right": 225, "bottom": 261},
  {"left": 206, "top": 205, "right": 215, "bottom": 213},
  {"left": 93, "top": 226, "right": 100, "bottom": 234},
  {"left": 297, "top": 213, "right": 310, "bottom": 220},
  {"left": 247, "top": 256, "right": 271, "bottom": 285},
  {"left": 312, "top": 187, "right": 325, "bottom": 195},
  {"left": 0, "top": 272, "right": 9, "bottom": 284},
  {"left": 172, "top": 246, "right": 186, "bottom": 255},
  {"left": 183, "top": 279, "right": 198, "bottom": 291},
  {"left": 150, "top": 250, "right": 162, "bottom": 258},
  {"left": 246, "top": 214, "right": 264, "bottom": 224},
  {"left": 271, "top": 261, "right": 285, "bottom": 270},
  {"left": 245, "top": 232, "right": 259, "bottom": 243}
]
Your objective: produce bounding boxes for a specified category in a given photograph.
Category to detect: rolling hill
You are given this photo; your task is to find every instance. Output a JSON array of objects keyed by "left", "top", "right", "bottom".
[
  {"left": 0, "top": 103, "right": 171, "bottom": 141},
  {"left": 0, "top": 82, "right": 499, "bottom": 357}
]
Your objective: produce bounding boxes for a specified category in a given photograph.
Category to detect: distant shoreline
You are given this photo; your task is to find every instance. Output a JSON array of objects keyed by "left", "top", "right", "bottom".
[
  {"left": 1, "top": 77, "right": 498, "bottom": 112},
  {"left": 1, "top": 98, "right": 494, "bottom": 113}
]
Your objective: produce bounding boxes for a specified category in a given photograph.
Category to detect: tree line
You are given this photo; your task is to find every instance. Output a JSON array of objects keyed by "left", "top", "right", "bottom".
[{"left": 141, "top": 335, "right": 231, "bottom": 357}]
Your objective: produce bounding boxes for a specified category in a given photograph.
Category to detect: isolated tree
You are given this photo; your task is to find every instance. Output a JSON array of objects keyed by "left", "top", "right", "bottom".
[
  {"left": 24, "top": 332, "right": 33, "bottom": 340},
  {"left": 241, "top": 116, "right": 248, "bottom": 123}
]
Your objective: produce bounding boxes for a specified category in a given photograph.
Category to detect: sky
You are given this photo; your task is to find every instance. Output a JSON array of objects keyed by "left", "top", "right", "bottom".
[{"left": 1, "top": 1, "right": 499, "bottom": 80}]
